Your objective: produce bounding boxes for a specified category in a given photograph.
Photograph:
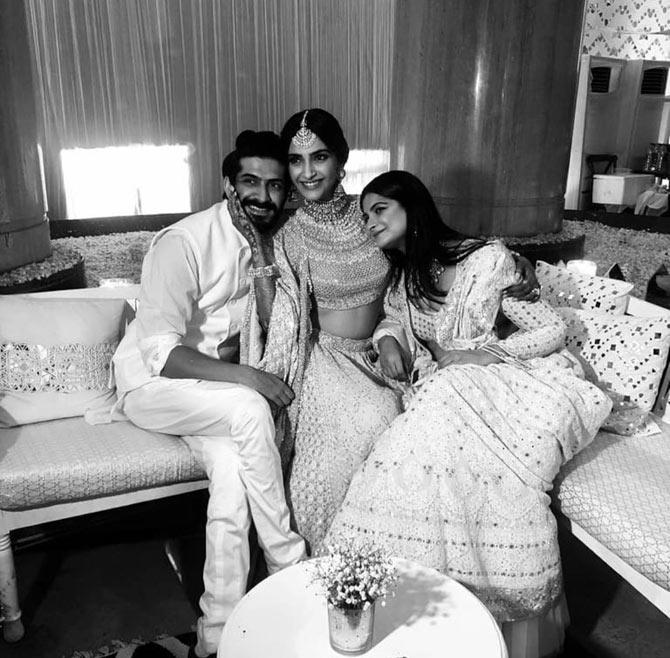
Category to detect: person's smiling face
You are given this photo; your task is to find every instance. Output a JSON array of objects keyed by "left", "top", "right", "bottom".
[
  {"left": 362, "top": 192, "right": 408, "bottom": 252},
  {"left": 287, "top": 136, "right": 340, "bottom": 202},
  {"left": 233, "top": 156, "right": 287, "bottom": 231}
]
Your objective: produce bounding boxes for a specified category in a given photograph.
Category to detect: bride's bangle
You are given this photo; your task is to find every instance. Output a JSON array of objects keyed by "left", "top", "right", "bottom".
[{"left": 249, "top": 264, "right": 279, "bottom": 279}]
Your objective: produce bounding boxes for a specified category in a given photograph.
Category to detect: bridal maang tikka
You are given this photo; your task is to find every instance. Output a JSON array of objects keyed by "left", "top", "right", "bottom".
[{"left": 291, "top": 111, "right": 317, "bottom": 149}]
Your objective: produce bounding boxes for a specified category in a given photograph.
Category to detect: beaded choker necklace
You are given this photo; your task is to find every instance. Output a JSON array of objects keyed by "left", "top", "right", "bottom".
[
  {"left": 301, "top": 185, "right": 355, "bottom": 225},
  {"left": 296, "top": 186, "right": 365, "bottom": 245},
  {"left": 292, "top": 185, "right": 390, "bottom": 310}
]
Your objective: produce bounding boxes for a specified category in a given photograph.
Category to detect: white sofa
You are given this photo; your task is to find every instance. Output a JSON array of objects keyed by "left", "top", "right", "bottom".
[
  {"left": 553, "top": 296, "right": 670, "bottom": 618},
  {"left": 1, "top": 288, "right": 669, "bottom": 645},
  {"left": 0, "top": 286, "right": 208, "bottom": 642}
]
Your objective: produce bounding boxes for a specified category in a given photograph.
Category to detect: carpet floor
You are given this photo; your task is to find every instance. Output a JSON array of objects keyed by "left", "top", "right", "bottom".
[
  {"left": 4, "top": 494, "right": 669, "bottom": 658},
  {"left": 98, "top": 632, "right": 195, "bottom": 658}
]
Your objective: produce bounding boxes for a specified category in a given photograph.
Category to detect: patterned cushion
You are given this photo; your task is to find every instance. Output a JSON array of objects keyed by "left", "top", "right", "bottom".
[
  {"left": 536, "top": 261, "right": 633, "bottom": 315},
  {"left": 0, "top": 296, "right": 133, "bottom": 427},
  {"left": 557, "top": 308, "right": 670, "bottom": 412},
  {"left": 555, "top": 429, "right": 670, "bottom": 590},
  {"left": 0, "top": 417, "right": 205, "bottom": 510}
]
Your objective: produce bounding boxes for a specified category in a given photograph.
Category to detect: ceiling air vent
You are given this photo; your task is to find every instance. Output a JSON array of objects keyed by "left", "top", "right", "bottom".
[
  {"left": 590, "top": 66, "right": 612, "bottom": 93},
  {"left": 640, "top": 67, "right": 668, "bottom": 95}
]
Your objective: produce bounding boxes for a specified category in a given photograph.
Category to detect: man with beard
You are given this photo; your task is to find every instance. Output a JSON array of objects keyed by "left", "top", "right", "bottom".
[{"left": 111, "top": 130, "right": 306, "bottom": 658}]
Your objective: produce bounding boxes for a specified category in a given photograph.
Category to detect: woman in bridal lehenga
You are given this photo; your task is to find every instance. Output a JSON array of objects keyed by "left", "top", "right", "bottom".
[
  {"left": 325, "top": 170, "right": 612, "bottom": 658},
  {"left": 247, "top": 108, "right": 404, "bottom": 553}
]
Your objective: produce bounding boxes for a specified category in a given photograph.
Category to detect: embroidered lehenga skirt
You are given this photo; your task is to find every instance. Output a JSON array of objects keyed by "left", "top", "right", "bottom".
[
  {"left": 325, "top": 359, "right": 610, "bottom": 621},
  {"left": 287, "top": 331, "right": 402, "bottom": 553}
]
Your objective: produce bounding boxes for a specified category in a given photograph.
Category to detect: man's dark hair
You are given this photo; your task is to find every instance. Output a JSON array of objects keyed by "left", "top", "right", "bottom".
[{"left": 221, "top": 130, "right": 288, "bottom": 190}]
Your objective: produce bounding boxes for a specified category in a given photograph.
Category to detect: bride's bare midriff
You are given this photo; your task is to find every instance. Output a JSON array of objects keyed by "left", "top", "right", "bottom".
[{"left": 315, "top": 296, "right": 384, "bottom": 340}]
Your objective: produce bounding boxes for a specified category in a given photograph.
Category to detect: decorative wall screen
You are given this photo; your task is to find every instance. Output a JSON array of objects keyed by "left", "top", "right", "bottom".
[{"left": 583, "top": 0, "right": 669, "bottom": 60}]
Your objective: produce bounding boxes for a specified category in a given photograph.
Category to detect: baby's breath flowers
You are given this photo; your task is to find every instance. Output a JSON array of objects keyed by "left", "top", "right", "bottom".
[{"left": 313, "top": 544, "right": 398, "bottom": 610}]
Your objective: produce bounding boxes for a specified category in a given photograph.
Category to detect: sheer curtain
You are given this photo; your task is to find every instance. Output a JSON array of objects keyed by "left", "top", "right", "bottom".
[{"left": 25, "top": 0, "right": 395, "bottom": 219}]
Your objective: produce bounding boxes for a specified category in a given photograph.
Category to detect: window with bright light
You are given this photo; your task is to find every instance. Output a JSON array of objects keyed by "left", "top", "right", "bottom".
[
  {"left": 61, "top": 144, "right": 192, "bottom": 219},
  {"left": 344, "top": 149, "right": 390, "bottom": 195}
]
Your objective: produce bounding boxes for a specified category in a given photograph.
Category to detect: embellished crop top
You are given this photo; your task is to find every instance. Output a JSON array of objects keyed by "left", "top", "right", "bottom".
[{"left": 279, "top": 187, "right": 391, "bottom": 310}]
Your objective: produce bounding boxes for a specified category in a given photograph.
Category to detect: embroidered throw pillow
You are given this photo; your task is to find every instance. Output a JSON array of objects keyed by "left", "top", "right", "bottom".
[
  {"left": 557, "top": 307, "right": 670, "bottom": 412},
  {"left": 536, "top": 261, "right": 634, "bottom": 315},
  {"left": 0, "top": 295, "right": 131, "bottom": 427}
]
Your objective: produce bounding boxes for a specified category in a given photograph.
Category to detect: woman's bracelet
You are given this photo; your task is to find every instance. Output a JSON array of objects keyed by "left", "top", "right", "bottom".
[
  {"left": 478, "top": 343, "right": 509, "bottom": 360},
  {"left": 248, "top": 264, "right": 279, "bottom": 279},
  {"left": 478, "top": 343, "right": 528, "bottom": 369}
]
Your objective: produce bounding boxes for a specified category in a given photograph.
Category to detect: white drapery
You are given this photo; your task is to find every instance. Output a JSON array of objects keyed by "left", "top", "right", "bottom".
[{"left": 25, "top": 0, "right": 395, "bottom": 219}]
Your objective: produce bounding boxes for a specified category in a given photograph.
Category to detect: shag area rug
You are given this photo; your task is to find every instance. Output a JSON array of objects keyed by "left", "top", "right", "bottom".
[
  {"left": 51, "top": 220, "right": 670, "bottom": 297},
  {"left": 85, "top": 631, "right": 195, "bottom": 658},
  {"left": 54, "top": 231, "right": 155, "bottom": 287}
]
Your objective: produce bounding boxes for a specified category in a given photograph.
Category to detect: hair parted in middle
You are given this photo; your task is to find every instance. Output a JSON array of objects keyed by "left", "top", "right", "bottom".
[
  {"left": 280, "top": 108, "right": 350, "bottom": 165},
  {"left": 361, "top": 170, "right": 486, "bottom": 306}
]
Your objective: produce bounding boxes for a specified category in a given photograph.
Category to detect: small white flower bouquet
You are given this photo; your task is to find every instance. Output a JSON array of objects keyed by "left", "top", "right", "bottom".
[{"left": 313, "top": 544, "right": 398, "bottom": 610}]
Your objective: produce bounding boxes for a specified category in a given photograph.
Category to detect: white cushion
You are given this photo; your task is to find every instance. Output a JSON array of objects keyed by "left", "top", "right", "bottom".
[
  {"left": 555, "top": 429, "right": 670, "bottom": 590},
  {"left": 0, "top": 417, "right": 205, "bottom": 510},
  {"left": 536, "top": 261, "right": 633, "bottom": 315},
  {"left": 557, "top": 307, "right": 670, "bottom": 412},
  {"left": 0, "top": 295, "right": 133, "bottom": 427}
]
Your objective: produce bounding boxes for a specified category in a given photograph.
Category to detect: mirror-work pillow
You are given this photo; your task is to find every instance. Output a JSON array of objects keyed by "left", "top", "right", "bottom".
[
  {"left": 536, "top": 261, "right": 634, "bottom": 315},
  {"left": 556, "top": 307, "right": 670, "bottom": 412},
  {"left": 0, "top": 296, "right": 131, "bottom": 427}
]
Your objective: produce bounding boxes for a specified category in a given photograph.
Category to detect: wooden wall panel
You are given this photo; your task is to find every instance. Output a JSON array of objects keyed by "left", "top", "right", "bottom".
[
  {"left": 390, "top": 0, "right": 586, "bottom": 236},
  {"left": 0, "top": 1, "right": 50, "bottom": 272}
]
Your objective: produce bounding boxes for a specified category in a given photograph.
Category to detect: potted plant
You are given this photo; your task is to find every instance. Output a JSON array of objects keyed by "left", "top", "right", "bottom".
[{"left": 312, "top": 544, "right": 398, "bottom": 655}]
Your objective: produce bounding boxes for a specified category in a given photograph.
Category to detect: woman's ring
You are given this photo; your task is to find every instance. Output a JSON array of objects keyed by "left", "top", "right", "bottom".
[{"left": 531, "top": 286, "right": 541, "bottom": 299}]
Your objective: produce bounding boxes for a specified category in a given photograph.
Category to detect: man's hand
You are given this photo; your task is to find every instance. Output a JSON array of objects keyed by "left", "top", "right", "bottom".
[
  {"left": 435, "top": 348, "right": 501, "bottom": 369},
  {"left": 505, "top": 254, "right": 541, "bottom": 302},
  {"left": 224, "top": 178, "right": 273, "bottom": 260},
  {"left": 223, "top": 178, "right": 276, "bottom": 330},
  {"left": 162, "top": 348, "right": 293, "bottom": 407},
  {"left": 238, "top": 365, "right": 295, "bottom": 408},
  {"left": 378, "top": 335, "right": 412, "bottom": 381}
]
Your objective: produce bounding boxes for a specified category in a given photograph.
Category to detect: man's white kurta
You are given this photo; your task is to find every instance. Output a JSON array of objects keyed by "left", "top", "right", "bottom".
[
  {"left": 111, "top": 200, "right": 305, "bottom": 657},
  {"left": 113, "top": 200, "right": 251, "bottom": 391}
]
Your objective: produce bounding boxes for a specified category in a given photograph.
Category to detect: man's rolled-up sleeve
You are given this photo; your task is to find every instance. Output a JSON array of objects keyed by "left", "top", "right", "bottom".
[{"left": 135, "top": 231, "right": 200, "bottom": 376}]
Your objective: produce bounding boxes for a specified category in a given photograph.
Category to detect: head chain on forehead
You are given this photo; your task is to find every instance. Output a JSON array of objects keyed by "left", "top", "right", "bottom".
[{"left": 291, "top": 110, "right": 318, "bottom": 150}]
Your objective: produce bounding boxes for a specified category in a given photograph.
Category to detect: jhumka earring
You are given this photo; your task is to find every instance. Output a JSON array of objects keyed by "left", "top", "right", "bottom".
[{"left": 291, "top": 111, "right": 317, "bottom": 149}]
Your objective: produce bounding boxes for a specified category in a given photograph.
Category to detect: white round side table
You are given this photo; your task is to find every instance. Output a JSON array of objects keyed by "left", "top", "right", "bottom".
[{"left": 218, "top": 558, "right": 508, "bottom": 657}]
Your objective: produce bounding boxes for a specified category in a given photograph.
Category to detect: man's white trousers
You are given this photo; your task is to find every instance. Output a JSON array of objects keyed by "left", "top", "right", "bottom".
[{"left": 120, "top": 378, "right": 306, "bottom": 656}]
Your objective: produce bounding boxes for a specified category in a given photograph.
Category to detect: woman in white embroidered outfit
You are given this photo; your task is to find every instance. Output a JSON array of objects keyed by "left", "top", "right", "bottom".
[
  {"left": 245, "top": 108, "right": 404, "bottom": 553},
  {"left": 324, "top": 171, "right": 612, "bottom": 658}
]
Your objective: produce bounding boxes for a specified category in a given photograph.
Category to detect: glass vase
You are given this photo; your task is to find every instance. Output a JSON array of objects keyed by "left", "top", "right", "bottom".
[{"left": 327, "top": 601, "right": 375, "bottom": 655}]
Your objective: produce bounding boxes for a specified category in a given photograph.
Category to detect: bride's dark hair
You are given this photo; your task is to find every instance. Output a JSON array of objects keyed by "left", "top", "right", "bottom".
[
  {"left": 361, "top": 170, "right": 486, "bottom": 306},
  {"left": 280, "top": 108, "right": 350, "bottom": 166}
]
